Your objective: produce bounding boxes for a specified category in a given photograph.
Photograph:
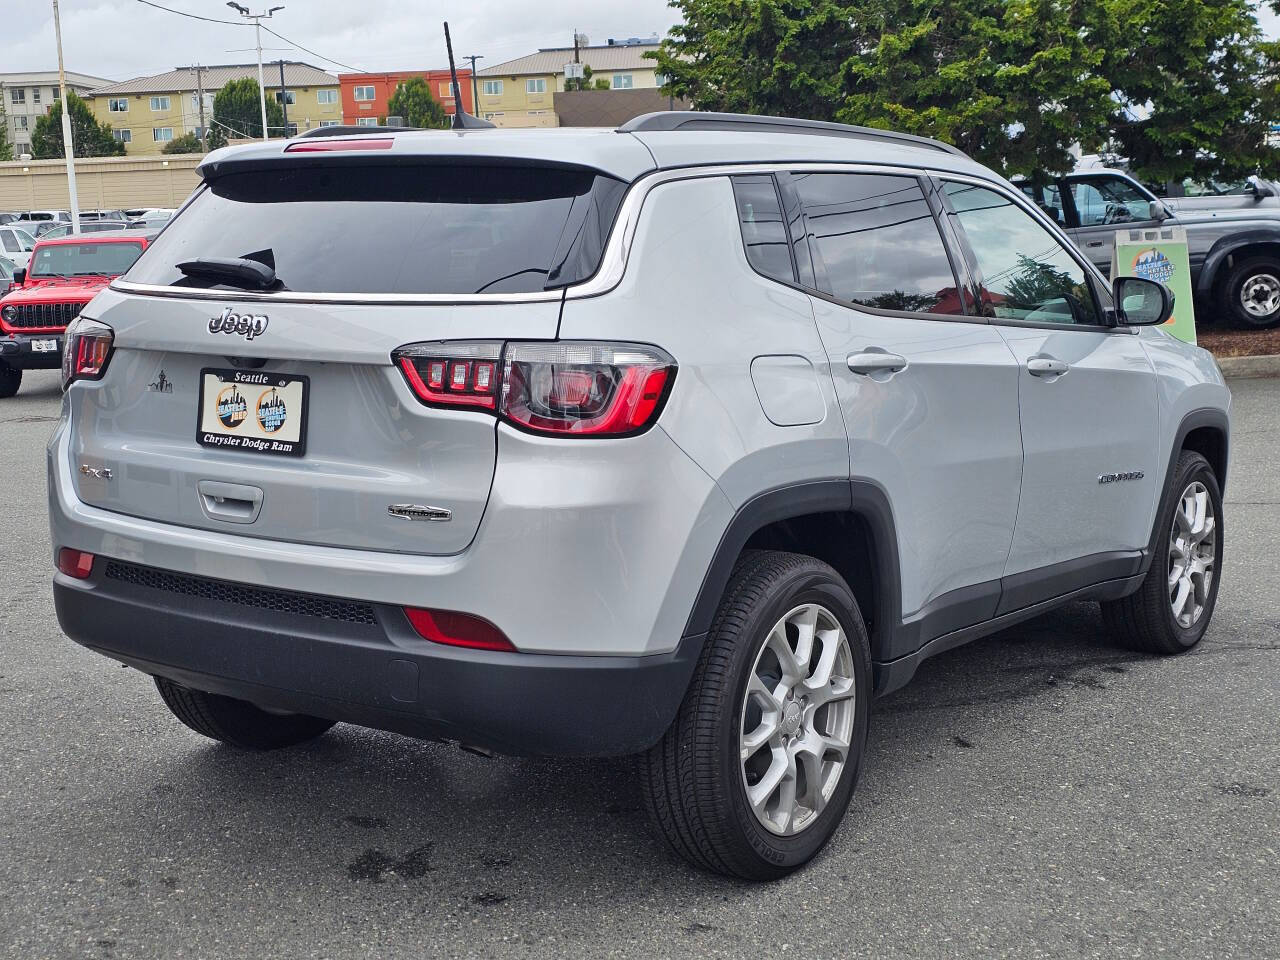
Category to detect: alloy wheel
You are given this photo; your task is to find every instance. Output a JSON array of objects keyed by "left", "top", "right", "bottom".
[
  {"left": 1169, "top": 480, "right": 1216, "bottom": 629},
  {"left": 739, "top": 603, "right": 855, "bottom": 836},
  {"left": 1240, "top": 272, "right": 1280, "bottom": 319}
]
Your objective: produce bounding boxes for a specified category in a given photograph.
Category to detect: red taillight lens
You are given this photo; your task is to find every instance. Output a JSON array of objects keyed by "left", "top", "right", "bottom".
[
  {"left": 56, "top": 548, "right": 95, "bottom": 579},
  {"left": 501, "top": 342, "right": 675, "bottom": 437},
  {"left": 61, "top": 317, "right": 114, "bottom": 389},
  {"left": 394, "top": 340, "right": 676, "bottom": 437},
  {"left": 395, "top": 342, "right": 503, "bottom": 410},
  {"left": 403, "top": 607, "right": 516, "bottom": 652}
]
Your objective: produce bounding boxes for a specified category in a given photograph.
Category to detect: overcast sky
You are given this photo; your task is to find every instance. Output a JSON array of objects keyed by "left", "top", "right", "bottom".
[
  {"left": 5, "top": 0, "right": 681, "bottom": 81},
  {"left": 6, "top": 0, "right": 1280, "bottom": 85}
]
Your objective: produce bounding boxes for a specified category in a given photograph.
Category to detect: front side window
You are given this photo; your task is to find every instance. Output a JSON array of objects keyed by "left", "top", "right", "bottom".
[
  {"left": 483, "top": 80, "right": 503, "bottom": 96},
  {"left": 153, "top": 127, "right": 173, "bottom": 142},
  {"left": 526, "top": 78, "right": 546, "bottom": 94},
  {"left": 612, "top": 74, "right": 634, "bottom": 89},
  {"left": 353, "top": 85, "right": 375, "bottom": 101},
  {"left": 731, "top": 175, "right": 793, "bottom": 284},
  {"left": 1016, "top": 181, "right": 1066, "bottom": 227},
  {"left": 792, "top": 172, "right": 963, "bottom": 315},
  {"left": 108, "top": 97, "right": 128, "bottom": 112},
  {"left": 1069, "top": 175, "right": 1155, "bottom": 227},
  {"left": 150, "top": 96, "right": 171, "bottom": 111},
  {"left": 945, "top": 182, "right": 1100, "bottom": 326}
]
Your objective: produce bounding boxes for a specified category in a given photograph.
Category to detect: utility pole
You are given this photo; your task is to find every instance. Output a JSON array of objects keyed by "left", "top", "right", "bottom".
[
  {"left": 196, "top": 63, "right": 207, "bottom": 151},
  {"left": 278, "top": 59, "right": 288, "bottom": 136},
  {"left": 227, "top": 3, "right": 284, "bottom": 140},
  {"left": 464, "top": 55, "right": 482, "bottom": 116},
  {"left": 52, "top": 0, "right": 80, "bottom": 233}
]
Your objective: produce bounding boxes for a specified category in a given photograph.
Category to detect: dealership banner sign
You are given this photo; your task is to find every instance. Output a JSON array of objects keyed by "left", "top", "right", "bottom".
[{"left": 1112, "top": 226, "right": 1197, "bottom": 344}]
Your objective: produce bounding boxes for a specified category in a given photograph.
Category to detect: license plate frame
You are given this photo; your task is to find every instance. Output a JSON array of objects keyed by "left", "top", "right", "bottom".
[
  {"left": 196, "top": 368, "right": 309, "bottom": 458},
  {"left": 32, "top": 338, "right": 58, "bottom": 353}
]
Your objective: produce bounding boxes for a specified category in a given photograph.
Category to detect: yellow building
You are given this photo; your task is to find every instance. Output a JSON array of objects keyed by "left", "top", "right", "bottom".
[
  {"left": 86, "top": 62, "right": 342, "bottom": 155},
  {"left": 477, "top": 42, "right": 663, "bottom": 128}
]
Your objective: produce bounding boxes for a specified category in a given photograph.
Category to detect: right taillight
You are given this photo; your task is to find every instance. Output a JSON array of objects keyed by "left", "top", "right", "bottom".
[
  {"left": 394, "top": 340, "right": 676, "bottom": 438},
  {"left": 61, "top": 317, "right": 114, "bottom": 389}
]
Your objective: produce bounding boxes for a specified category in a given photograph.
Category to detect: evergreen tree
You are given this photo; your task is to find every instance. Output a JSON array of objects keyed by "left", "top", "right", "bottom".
[
  {"left": 386, "top": 76, "right": 450, "bottom": 128},
  {"left": 30, "top": 92, "right": 125, "bottom": 159},
  {"left": 210, "top": 77, "right": 285, "bottom": 141},
  {"left": 162, "top": 132, "right": 205, "bottom": 154},
  {"left": 0, "top": 107, "right": 13, "bottom": 161}
]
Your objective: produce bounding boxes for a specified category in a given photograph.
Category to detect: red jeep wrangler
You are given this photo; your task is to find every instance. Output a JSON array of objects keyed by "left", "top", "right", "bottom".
[{"left": 0, "top": 231, "right": 153, "bottom": 398}]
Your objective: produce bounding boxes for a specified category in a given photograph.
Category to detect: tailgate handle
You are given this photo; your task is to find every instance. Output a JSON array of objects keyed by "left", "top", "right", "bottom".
[{"left": 198, "top": 480, "right": 264, "bottom": 524}]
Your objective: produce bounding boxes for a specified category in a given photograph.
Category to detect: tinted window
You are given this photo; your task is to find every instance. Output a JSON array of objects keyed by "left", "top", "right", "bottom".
[
  {"left": 792, "top": 172, "right": 962, "bottom": 314},
  {"left": 731, "top": 175, "right": 793, "bottom": 284},
  {"left": 1069, "top": 175, "right": 1155, "bottom": 226},
  {"left": 127, "top": 164, "right": 627, "bottom": 295},
  {"left": 945, "top": 182, "right": 1100, "bottom": 326},
  {"left": 31, "top": 241, "right": 146, "bottom": 278}
]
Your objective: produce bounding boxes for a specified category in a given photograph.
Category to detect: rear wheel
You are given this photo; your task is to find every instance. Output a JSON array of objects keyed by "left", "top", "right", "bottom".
[
  {"left": 1102, "top": 451, "right": 1223, "bottom": 654},
  {"left": 154, "top": 676, "right": 335, "bottom": 750},
  {"left": 1222, "top": 256, "right": 1280, "bottom": 329},
  {"left": 638, "top": 551, "right": 871, "bottom": 880},
  {"left": 0, "top": 363, "right": 21, "bottom": 398}
]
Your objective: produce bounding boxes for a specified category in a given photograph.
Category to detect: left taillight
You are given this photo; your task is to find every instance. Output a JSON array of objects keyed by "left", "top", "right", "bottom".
[{"left": 61, "top": 317, "right": 114, "bottom": 389}]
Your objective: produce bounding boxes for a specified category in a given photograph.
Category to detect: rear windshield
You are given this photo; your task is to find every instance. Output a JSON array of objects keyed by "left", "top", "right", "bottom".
[
  {"left": 126, "top": 163, "right": 628, "bottom": 295},
  {"left": 31, "top": 241, "right": 145, "bottom": 278}
]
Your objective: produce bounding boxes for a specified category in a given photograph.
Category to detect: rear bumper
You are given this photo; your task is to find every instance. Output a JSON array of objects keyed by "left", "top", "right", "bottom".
[
  {"left": 1, "top": 331, "right": 63, "bottom": 368},
  {"left": 54, "top": 560, "right": 703, "bottom": 757}
]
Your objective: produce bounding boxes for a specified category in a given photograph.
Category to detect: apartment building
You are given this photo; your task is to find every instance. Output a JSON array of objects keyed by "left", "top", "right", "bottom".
[
  {"left": 338, "top": 70, "right": 473, "bottom": 126},
  {"left": 86, "top": 62, "right": 341, "bottom": 155},
  {"left": 1, "top": 71, "right": 113, "bottom": 158},
  {"left": 476, "top": 42, "right": 663, "bottom": 128}
]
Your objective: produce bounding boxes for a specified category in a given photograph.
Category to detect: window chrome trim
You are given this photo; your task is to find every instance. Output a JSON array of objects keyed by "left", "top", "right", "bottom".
[{"left": 110, "top": 160, "right": 1005, "bottom": 307}]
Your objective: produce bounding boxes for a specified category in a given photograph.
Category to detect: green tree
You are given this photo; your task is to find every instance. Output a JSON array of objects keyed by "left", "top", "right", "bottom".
[
  {"left": 387, "top": 76, "right": 450, "bottom": 128},
  {"left": 210, "top": 77, "right": 285, "bottom": 142},
  {"left": 564, "top": 64, "right": 595, "bottom": 91},
  {"left": 30, "top": 92, "right": 125, "bottom": 159},
  {"left": 162, "top": 132, "right": 204, "bottom": 154},
  {"left": 0, "top": 107, "right": 12, "bottom": 161}
]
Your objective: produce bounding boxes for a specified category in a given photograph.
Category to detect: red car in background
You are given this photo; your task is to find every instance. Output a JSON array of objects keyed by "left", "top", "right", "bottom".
[{"left": 0, "top": 231, "right": 155, "bottom": 398}]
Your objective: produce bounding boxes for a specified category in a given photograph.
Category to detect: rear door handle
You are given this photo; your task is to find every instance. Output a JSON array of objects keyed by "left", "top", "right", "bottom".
[
  {"left": 1027, "top": 357, "right": 1069, "bottom": 377},
  {"left": 1086, "top": 240, "right": 1104, "bottom": 248},
  {"left": 847, "top": 351, "right": 908, "bottom": 375}
]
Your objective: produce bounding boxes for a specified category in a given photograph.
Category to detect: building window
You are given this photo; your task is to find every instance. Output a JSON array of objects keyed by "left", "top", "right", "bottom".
[
  {"left": 10, "top": 89, "right": 24, "bottom": 104},
  {"left": 482, "top": 112, "right": 504, "bottom": 120},
  {"left": 526, "top": 78, "right": 546, "bottom": 94},
  {"left": 153, "top": 127, "right": 174, "bottom": 142},
  {"left": 317, "top": 89, "right": 338, "bottom": 104},
  {"left": 438, "top": 82, "right": 454, "bottom": 98},
  {"left": 275, "top": 90, "right": 296, "bottom": 105},
  {"left": 483, "top": 80, "right": 503, "bottom": 96},
  {"left": 32, "top": 87, "right": 41, "bottom": 104},
  {"left": 150, "top": 96, "right": 171, "bottom": 111},
  {"left": 318, "top": 119, "right": 340, "bottom": 127},
  {"left": 353, "top": 85, "right": 375, "bottom": 101},
  {"left": 655, "top": 73, "right": 669, "bottom": 86},
  {"left": 612, "top": 74, "right": 634, "bottom": 89},
  {"left": 113, "top": 129, "right": 132, "bottom": 143},
  {"left": 108, "top": 97, "right": 128, "bottom": 112},
  {"left": 15, "top": 116, "right": 27, "bottom": 129},
  {"left": 355, "top": 117, "right": 378, "bottom": 126}
]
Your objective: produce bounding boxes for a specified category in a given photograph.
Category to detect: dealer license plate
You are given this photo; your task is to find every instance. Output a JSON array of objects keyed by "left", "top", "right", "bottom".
[{"left": 196, "top": 368, "right": 309, "bottom": 457}]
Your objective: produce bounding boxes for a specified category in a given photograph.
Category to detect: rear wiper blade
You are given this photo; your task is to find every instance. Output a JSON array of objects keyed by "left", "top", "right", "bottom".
[{"left": 176, "top": 257, "right": 278, "bottom": 290}]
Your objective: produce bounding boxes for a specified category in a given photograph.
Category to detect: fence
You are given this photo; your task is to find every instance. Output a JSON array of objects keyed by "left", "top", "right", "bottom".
[{"left": 0, "top": 154, "right": 203, "bottom": 211}]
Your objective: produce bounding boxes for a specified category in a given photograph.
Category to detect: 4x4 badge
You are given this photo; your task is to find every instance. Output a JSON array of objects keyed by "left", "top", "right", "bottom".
[{"left": 209, "top": 307, "right": 269, "bottom": 341}]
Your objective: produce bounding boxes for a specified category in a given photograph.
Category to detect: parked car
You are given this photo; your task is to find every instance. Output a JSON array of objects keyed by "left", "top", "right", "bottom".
[
  {"left": 123, "top": 207, "right": 175, "bottom": 221},
  {"left": 1018, "top": 167, "right": 1280, "bottom": 328},
  {"left": 0, "top": 212, "right": 23, "bottom": 225},
  {"left": 79, "top": 209, "right": 127, "bottom": 222},
  {"left": 49, "top": 116, "right": 1229, "bottom": 880},
  {"left": 0, "top": 231, "right": 154, "bottom": 398},
  {"left": 40, "top": 221, "right": 131, "bottom": 239},
  {"left": 24, "top": 210, "right": 71, "bottom": 223},
  {"left": 0, "top": 255, "right": 14, "bottom": 288},
  {"left": 127, "top": 216, "right": 173, "bottom": 231},
  {"left": 0, "top": 226, "right": 37, "bottom": 269}
]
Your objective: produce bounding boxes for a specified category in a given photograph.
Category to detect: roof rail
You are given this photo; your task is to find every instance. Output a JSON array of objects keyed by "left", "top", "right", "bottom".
[
  {"left": 618, "top": 111, "right": 967, "bottom": 158},
  {"left": 293, "top": 124, "right": 419, "bottom": 139}
]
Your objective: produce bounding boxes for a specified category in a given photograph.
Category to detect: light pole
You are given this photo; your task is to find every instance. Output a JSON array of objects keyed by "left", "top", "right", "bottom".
[
  {"left": 226, "top": 3, "right": 284, "bottom": 140},
  {"left": 51, "top": 0, "right": 80, "bottom": 233},
  {"left": 464, "top": 55, "right": 483, "bottom": 116}
]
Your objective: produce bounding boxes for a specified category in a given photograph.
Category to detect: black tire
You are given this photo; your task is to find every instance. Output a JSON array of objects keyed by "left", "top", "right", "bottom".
[
  {"left": 638, "top": 550, "right": 872, "bottom": 880},
  {"left": 0, "top": 363, "right": 21, "bottom": 399},
  {"left": 1221, "top": 256, "right": 1280, "bottom": 329},
  {"left": 154, "top": 676, "right": 335, "bottom": 750},
  {"left": 1102, "top": 451, "right": 1224, "bottom": 654}
]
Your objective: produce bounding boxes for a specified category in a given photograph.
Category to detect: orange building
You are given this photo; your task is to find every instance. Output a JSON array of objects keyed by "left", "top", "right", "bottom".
[{"left": 338, "top": 70, "right": 473, "bottom": 125}]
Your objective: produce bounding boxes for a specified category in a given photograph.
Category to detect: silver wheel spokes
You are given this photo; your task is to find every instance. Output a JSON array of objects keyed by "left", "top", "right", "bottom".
[
  {"left": 739, "top": 603, "right": 855, "bottom": 837},
  {"left": 1240, "top": 273, "right": 1280, "bottom": 318},
  {"left": 1169, "top": 481, "right": 1216, "bottom": 629}
]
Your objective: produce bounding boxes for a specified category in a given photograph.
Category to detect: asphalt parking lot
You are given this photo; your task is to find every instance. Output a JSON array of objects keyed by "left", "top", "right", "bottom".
[{"left": 1, "top": 368, "right": 1276, "bottom": 960}]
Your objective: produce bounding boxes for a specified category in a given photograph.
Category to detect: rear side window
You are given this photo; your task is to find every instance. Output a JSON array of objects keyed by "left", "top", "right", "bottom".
[
  {"left": 731, "top": 175, "right": 794, "bottom": 284},
  {"left": 126, "top": 163, "right": 628, "bottom": 295},
  {"left": 791, "top": 172, "right": 963, "bottom": 315}
]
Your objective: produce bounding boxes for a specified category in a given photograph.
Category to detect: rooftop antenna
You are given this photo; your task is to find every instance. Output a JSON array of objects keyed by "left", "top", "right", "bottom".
[{"left": 444, "top": 21, "right": 494, "bottom": 129}]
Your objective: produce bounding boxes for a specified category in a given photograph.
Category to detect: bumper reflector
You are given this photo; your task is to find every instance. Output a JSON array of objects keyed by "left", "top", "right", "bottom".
[
  {"left": 403, "top": 607, "right": 516, "bottom": 652},
  {"left": 57, "top": 548, "right": 95, "bottom": 580}
]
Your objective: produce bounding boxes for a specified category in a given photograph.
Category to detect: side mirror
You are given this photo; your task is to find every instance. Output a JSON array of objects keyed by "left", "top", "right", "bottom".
[
  {"left": 1149, "top": 199, "right": 1173, "bottom": 221},
  {"left": 1248, "top": 177, "right": 1276, "bottom": 199},
  {"left": 1113, "top": 276, "right": 1174, "bottom": 326},
  {"left": 12, "top": 268, "right": 25, "bottom": 287}
]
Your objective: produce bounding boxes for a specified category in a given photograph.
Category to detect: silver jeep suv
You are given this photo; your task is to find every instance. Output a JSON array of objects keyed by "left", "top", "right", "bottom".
[{"left": 49, "top": 113, "right": 1231, "bottom": 879}]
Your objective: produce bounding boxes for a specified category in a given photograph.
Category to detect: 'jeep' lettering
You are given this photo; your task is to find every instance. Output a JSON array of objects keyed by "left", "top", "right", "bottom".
[{"left": 208, "top": 307, "right": 269, "bottom": 341}]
